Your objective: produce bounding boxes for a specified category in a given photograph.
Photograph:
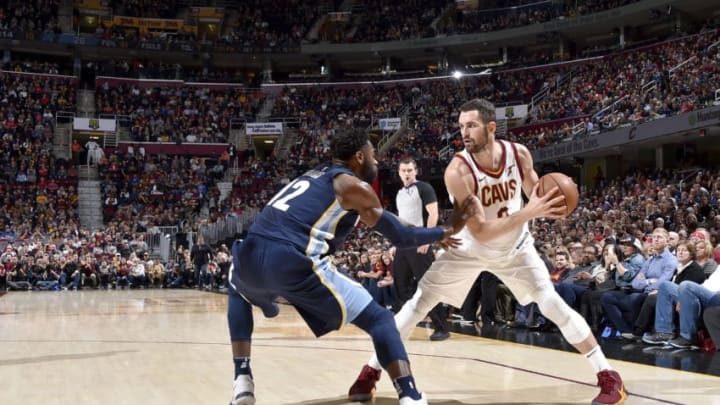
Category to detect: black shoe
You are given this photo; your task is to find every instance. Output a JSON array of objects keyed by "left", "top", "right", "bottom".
[
  {"left": 668, "top": 336, "right": 699, "bottom": 350},
  {"left": 429, "top": 330, "right": 450, "bottom": 341},
  {"left": 642, "top": 332, "right": 674, "bottom": 345}
]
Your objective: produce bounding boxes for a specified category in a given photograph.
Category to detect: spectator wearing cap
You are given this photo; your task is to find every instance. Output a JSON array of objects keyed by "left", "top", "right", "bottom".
[
  {"left": 608, "top": 235, "right": 646, "bottom": 288},
  {"left": 690, "top": 229, "right": 718, "bottom": 278},
  {"left": 623, "top": 240, "right": 706, "bottom": 341},
  {"left": 601, "top": 228, "right": 676, "bottom": 335}
]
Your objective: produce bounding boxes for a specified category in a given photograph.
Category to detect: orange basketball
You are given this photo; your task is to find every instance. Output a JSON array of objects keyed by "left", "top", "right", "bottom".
[{"left": 537, "top": 172, "right": 579, "bottom": 217}]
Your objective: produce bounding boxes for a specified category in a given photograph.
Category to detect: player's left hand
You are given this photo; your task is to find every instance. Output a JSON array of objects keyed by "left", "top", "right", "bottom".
[
  {"left": 417, "top": 244, "right": 430, "bottom": 254},
  {"left": 437, "top": 236, "right": 462, "bottom": 249}
]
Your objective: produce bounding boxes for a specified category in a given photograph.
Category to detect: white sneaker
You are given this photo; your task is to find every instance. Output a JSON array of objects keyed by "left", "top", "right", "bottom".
[
  {"left": 399, "top": 392, "right": 427, "bottom": 404},
  {"left": 230, "top": 374, "right": 255, "bottom": 405}
]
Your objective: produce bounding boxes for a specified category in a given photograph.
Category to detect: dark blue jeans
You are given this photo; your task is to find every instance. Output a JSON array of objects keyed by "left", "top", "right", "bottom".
[
  {"left": 555, "top": 283, "right": 588, "bottom": 309},
  {"left": 601, "top": 290, "right": 647, "bottom": 333}
]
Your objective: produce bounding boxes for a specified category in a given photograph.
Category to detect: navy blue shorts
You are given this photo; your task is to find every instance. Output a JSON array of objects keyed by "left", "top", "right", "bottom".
[{"left": 230, "top": 235, "right": 373, "bottom": 337}]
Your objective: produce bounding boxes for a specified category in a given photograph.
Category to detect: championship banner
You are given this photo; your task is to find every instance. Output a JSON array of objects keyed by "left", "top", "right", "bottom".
[
  {"left": 73, "top": 118, "right": 116, "bottom": 132},
  {"left": 379, "top": 118, "right": 402, "bottom": 131},
  {"left": 246, "top": 122, "right": 283, "bottom": 135},
  {"left": 496, "top": 104, "right": 529, "bottom": 120}
]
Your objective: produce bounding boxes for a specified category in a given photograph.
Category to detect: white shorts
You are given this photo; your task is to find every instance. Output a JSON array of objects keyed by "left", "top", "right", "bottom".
[{"left": 418, "top": 242, "right": 551, "bottom": 308}]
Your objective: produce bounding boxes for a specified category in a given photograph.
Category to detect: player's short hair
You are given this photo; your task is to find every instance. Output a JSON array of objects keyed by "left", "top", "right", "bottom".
[
  {"left": 459, "top": 98, "right": 496, "bottom": 124},
  {"left": 332, "top": 128, "right": 369, "bottom": 161}
]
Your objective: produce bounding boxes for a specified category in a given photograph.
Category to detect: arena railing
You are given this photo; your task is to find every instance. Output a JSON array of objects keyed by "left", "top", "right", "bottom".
[
  {"left": 198, "top": 214, "right": 244, "bottom": 248},
  {"left": 145, "top": 226, "right": 178, "bottom": 263},
  {"left": 642, "top": 80, "right": 658, "bottom": 95},
  {"left": 669, "top": 56, "right": 697, "bottom": 79},
  {"left": 590, "top": 94, "right": 629, "bottom": 123}
]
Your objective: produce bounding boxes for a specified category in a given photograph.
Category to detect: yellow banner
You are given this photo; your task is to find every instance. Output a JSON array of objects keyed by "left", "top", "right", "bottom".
[
  {"left": 112, "top": 16, "right": 184, "bottom": 31},
  {"left": 190, "top": 7, "right": 224, "bottom": 19},
  {"left": 75, "top": 0, "right": 107, "bottom": 10}
]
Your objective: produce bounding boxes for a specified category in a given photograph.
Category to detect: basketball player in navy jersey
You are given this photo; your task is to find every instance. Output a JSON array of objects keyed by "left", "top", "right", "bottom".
[
  {"left": 227, "top": 128, "right": 477, "bottom": 405},
  {"left": 349, "top": 99, "right": 627, "bottom": 405}
]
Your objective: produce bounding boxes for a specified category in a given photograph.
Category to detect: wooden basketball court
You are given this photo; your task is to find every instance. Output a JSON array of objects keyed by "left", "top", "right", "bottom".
[{"left": 0, "top": 290, "right": 717, "bottom": 404}]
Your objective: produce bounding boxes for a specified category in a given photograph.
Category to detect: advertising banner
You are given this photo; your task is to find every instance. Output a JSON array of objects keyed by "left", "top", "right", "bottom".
[
  {"left": 73, "top": 117, "right": 117, "bottom": 132},
  {"left": 496, "top": 104, "right": 529, "bottom": 120},
  {"left": 246, "top": 122, "right": 283, "bottom": 135},
  {"left": 379, "top": 118, "right": 402, "bottom": 131}
]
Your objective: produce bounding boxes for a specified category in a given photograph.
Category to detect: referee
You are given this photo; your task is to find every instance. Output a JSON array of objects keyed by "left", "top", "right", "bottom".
[{"left": 393, "top": 158, "right": 450, "bottom": 341}]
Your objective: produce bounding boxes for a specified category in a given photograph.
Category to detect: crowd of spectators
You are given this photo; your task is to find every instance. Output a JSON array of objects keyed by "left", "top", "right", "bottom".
[
  {"left": 223, "top": 0, "right": 326, "bottom": 49},
  {"left": 93, "top": 60, "right": 250, "bottom": 84},
  {"left": 2, "top": 60, "right": 70, "bottom": 76},
  {"left": 108, "top": 0, "right": 178, "bottom": 19},
  {"left": 95, "top": 83, "right": 265, "bottom": 143},
  {"left": 97, "top": 150, "right": 229, "bottom": 229},
  {"left": 347, "top": 0, "right": 446, "bottom": 43},
  {"left": 326, "top": 0, "right": 641, "bottom": 43},
  {"left": 436, "top": 0, "right": 640, "bottom": 37},
  {"left": 1, "top": 226, "right": 232, "bottom": 292},
  {"left": 67, "top": 0, "right": 649, "bottom": 53},
  {"left": 0, "top": 0, "right": 59, "bottom": 35},
  {"left": 509, "top": 27, "right": 720, "bottom": 149},
  {"left": 0, "top": 71, "right": 79, "bottom": 245}
]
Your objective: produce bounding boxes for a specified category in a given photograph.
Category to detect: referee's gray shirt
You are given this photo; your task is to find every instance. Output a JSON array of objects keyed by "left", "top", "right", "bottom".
[{"left": 395, "top": 181, "right": 437, "bottom": 227}]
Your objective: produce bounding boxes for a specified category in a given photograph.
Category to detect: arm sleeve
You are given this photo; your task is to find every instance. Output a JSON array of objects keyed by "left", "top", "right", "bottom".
[
  {"left": 630, "top": 259, "right": 651, "bottom": 290},
  {"left": 373, "top": 210, "right": 444, "bottom": 248},
  {"left": 621, "top": 255, "right": 644, "bottom": 282}
]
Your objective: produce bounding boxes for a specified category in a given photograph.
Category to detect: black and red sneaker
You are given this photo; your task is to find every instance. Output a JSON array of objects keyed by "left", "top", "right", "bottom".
[{"left": 592, "top": 370, "right": 627, "bottom": 405}]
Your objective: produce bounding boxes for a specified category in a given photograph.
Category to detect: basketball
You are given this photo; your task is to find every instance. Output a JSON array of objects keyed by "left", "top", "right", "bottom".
[{"left": 537, "top": 172, "right": 579, "bottom": 217}]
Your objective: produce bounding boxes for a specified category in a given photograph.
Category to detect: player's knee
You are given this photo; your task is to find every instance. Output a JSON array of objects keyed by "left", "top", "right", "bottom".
[
  {"left": 353, "top": 302, "right": 394, "bottom": 334},
  {"left": 353, "top": 303, "right": 408, "bottom": 367},
  {"left": 532, "top": 285, "right": 589, "bottom": 344}
]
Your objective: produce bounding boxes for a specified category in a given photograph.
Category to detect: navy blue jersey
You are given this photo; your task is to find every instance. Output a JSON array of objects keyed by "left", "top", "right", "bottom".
[{"left": 249, "top": 164, "right": 360, "bottom": 259}]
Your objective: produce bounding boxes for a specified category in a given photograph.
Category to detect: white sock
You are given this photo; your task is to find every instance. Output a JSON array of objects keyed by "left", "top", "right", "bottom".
[
  {"left": 585, "top": 346, "right": 612, "bottom": 373},
  {"left": 368, "top": 353, "right": 382, "bottom": 370}
]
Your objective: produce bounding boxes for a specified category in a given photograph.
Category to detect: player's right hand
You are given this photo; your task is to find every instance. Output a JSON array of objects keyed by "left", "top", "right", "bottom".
[{"left": 527, "top": 184, "right": 566, "bottom": 219}]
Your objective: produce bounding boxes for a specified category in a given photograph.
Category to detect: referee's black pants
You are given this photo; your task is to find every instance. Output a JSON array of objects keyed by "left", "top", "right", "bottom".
[{"left": 392, "top": 248, "right": 449, "bottom": 334}]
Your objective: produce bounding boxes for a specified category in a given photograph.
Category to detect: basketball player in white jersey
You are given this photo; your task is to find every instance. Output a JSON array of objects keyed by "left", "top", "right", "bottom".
[{"left": 349, "top": 99, "right": 626, "bottom": 405}]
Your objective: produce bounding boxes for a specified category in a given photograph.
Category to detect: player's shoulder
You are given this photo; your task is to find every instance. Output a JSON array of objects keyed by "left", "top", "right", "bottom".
[{"left": 446, "top": 153, "right": 473, "bottom": 175}]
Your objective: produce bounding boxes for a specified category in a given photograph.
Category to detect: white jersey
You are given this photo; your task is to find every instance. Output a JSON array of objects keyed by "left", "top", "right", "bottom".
[{"left": 451, "top": 140, "right": 530, "bottom": 256}]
